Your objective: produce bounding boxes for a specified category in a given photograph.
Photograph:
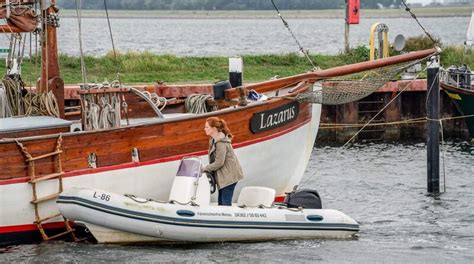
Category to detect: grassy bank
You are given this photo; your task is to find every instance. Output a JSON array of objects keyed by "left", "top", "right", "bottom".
[
  {"left": 5, "top": 47, "right": 370, "bottom": 85},
  {"left": 6, "top": 45, "right": 474, "bottom": 86},
  {"left": 58, "top": 6, "right": 471, "bottom": 19}
]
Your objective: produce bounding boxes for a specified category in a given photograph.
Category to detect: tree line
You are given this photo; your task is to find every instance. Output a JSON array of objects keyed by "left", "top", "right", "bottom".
[{"left": 56, "top": 0, "right": 403, "bottom": 10}]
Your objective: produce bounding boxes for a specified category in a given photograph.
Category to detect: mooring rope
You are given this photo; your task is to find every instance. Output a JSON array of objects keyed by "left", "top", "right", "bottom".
[{"left": 319, "top": 114, "right": 474, "bottom": 130}]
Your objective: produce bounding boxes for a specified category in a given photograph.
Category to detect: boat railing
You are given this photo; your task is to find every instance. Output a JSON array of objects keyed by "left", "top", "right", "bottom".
[{"left": 440, "top": 68, "right": 474, "bottom": 90}]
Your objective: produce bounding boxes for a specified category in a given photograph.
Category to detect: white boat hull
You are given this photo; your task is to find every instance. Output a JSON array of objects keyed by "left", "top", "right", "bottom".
[
  {"left": 79, "top": 222, "right": 167, "bottom": 244},
  {"left": 0, "top": 104, "right": 321, "bottom": 238},
  {"left": 58, "top": 187, "right": 359, "bottom": 242}
]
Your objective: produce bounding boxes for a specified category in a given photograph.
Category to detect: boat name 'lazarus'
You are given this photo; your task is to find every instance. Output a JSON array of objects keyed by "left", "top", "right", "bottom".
[{"left": 250, "top": 101, "right": 300, "bottom": 133}]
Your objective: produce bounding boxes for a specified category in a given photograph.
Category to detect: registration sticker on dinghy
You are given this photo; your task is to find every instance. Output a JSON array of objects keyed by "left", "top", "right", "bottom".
[
  {"left": 234, "top": 212, "right": 267, "bottom": 218},
  {"left": 92, "top": 191, "right": 111, "bottom": 202}
]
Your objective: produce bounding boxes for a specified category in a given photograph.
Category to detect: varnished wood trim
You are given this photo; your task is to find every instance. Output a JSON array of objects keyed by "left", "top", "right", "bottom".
[{"left": 0, "top": 118, "right": 311, "bottom": 185}]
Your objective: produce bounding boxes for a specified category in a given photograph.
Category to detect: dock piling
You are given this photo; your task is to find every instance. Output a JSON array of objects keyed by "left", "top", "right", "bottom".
[
  {"left": 427, "top": 57, "right": 440, "bottom": 194},
  {"left": 229, "top": 57, "right": 243, "bottom": 88}
]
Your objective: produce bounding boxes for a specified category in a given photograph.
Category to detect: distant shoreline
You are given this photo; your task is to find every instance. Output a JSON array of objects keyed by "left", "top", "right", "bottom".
[{"left": 58, "top": 7, "right": 470, "bottom": 19}]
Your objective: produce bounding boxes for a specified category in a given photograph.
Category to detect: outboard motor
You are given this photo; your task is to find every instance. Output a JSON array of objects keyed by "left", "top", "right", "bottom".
[{"left": 284, "top": 188, "right": 322, "bottom": 209}]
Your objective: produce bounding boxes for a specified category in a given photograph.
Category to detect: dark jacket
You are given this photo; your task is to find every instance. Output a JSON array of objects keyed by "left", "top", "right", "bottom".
[{"left": 203, "top": 132, "right": 244, "bottom": 189}]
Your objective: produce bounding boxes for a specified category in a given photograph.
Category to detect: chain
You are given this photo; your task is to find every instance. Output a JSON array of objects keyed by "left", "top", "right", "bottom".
[
  {"left": 270, "top": 0, "right": 317, "bottom": 69},
  {"left": 400, "top": 0, "right": 437, "bottom": 44}
]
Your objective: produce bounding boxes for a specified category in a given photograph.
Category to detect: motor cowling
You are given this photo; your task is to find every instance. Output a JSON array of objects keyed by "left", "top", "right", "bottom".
[{"left": 284, "top": 189, "right": 322, "bottom": 209}]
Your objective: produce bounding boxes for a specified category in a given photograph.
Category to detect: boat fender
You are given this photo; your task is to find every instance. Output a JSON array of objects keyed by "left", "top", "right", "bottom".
[
  {"left": 213, "top": 80, "right": 232, "bottom": 100},
  {"left": 284, "top": 189, "right": 322, "bottom": 209}
]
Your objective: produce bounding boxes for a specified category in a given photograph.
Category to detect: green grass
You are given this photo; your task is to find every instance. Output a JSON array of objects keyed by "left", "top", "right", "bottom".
[
  {"left": 10, "top": 50, "right": 369, "bottom": 85},
  {"left": 5, "top": 44, "right": 474, "bottom": 86}
]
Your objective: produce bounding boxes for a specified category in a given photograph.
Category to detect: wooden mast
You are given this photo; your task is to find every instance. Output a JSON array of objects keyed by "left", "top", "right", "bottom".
[{"left": 39, "top": 1, "right": 64, "bottom": 118}]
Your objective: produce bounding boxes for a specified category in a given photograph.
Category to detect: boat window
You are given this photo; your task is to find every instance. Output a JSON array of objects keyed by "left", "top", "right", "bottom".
[{"left": 176, "top": 159, "right": 201, "bottom": 178}]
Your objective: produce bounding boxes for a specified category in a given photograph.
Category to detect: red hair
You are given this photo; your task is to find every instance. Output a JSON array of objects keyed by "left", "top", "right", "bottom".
[{"left": 206, "top": 117, "right": 233, "bottom": 139}]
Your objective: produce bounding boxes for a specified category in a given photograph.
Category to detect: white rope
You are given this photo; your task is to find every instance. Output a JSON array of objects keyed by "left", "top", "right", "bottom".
[
  {"left": 86, "top": 102, "right": 100, "bottom": 130},
  {"left": 0, "top": 83, "right": 13, "bottom": 118},
  {"left": 99, "top": 97, "right": 112, "bottom": 129},
  {"left": 185, "top": 94, "right": 215, "bottom": 114},
  {"left": 112, "top": 95, "right": 121, "bottom": 127},
  {"left": 81, "top": 81, "right": 125, "bottom": 130},
  {"left": 142, "top": 90, "right": 168, "bottom": 111}
]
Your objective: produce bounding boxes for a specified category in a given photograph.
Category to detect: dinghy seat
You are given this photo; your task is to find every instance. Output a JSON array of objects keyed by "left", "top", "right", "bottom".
[
  {"left": 237, "top": 187, "right": 275, "bottom": 208},
  {"left": 169, "top": 157, "right": 210, "bottom": 206}
]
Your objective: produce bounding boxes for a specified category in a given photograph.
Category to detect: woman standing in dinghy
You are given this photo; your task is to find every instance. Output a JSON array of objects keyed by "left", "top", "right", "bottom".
[{"left": 203, "top": 117, "right": 244, "bottom": 205}]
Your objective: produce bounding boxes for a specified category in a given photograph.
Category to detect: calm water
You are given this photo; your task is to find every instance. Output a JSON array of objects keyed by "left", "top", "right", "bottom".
[
  {"left": 1, "top": 141, "right": 473, "bottom": 263},
  {"left": 0, "top": 16, "right": 469, "bottom": 56}
]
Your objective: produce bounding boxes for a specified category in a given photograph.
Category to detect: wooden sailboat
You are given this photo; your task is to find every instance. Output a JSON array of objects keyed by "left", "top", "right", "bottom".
[{"left": 0, "top": 1, "right": 438, "bottom": 244}]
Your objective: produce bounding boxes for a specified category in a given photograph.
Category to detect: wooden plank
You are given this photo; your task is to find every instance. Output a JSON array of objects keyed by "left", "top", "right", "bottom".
[
  {"left": 34, "top": 213, "right": 62, "bottom": 224},
  {"left": 0, "top": 127, "right": 69, "bottom": 140},
  {"left": 31, "top": 193, "right": 60, "bottom": 204},
  {"left": 29, "top": 172, "right": 64, "bottom": 183},
  {"left": 45, "top": 229, "right": 75, "bottom": 241},
  {"left": 28, "top": 151, "right": 63, "bottom": 162}
]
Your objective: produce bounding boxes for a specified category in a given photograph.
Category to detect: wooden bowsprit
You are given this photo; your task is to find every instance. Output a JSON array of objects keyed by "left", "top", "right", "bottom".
[{"left": 15, "top": 134, "right": 77, "bottom": 241}]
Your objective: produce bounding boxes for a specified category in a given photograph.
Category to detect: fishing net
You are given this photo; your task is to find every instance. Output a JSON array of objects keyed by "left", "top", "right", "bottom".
[{"left": 294, "top": 59, "right": 425, "bottom": 105}]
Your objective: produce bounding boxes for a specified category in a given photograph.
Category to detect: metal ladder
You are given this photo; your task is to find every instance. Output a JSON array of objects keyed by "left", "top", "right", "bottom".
[{"left": 16, "top": 134, "right": 77, "bottom": 241}]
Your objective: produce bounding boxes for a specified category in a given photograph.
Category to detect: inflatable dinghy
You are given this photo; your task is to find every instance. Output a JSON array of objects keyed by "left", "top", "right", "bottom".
[{"left": 57, "top": 157, "right": 358, "bottom": 243}]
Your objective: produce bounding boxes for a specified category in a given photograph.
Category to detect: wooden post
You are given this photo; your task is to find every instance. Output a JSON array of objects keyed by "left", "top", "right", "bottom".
[
  {"left": 427, "top": 57, "right": 440, "bottom": 193},
  {"left": 40, "top": 5, "right": 64, "bottom": 118},
  {"left": 344, "top": 0, "right": 349, "bottom": 53},
  {"left": 229, "top": 57, "right": 243, "bottom": 88}
]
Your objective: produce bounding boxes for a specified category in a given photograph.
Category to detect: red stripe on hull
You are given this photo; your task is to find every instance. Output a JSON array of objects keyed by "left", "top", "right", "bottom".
[{"left": 0, "top": 222, "right": 68, "bottom": 234}]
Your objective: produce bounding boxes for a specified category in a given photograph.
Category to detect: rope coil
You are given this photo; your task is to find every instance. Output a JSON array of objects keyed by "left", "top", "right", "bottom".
[
  {"left": 184, "top": 94, "right": 216, "bottom": 114},
  {"left": 1, "top": 76, "right": 59, "bottom": 117}
]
